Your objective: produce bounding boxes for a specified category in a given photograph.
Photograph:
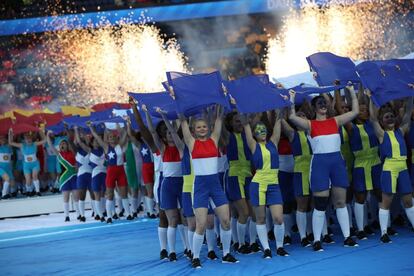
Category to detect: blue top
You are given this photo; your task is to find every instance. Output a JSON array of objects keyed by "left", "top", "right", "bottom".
[
  {"left": 291, "top": 131, "right": 312, "bottom": 157},
  {"left": 181, "top": 146, "right": 192, "bottom": 176},
  {"left": 251, "top": 141, "right": 279, "bottom": 170},
  {"left": 349, "top": 121, "right": 379, "bottom": 152},
  {"left": 379, "top": 129, "right": 407, "bottom": 161},
  {"left": 0, "top": 145, "right": 13, "bottom": 165},
  {"left": 140, "top": 143, "right": 153, "bottom": 164}
]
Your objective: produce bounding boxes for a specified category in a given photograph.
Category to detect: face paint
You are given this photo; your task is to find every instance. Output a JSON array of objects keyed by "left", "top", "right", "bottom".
[
  {"left": 254, "top": 124, "right": 267, "bottom": 137},
  {"left": 315, "top": 98, "right": 327, "bottom": 109}
]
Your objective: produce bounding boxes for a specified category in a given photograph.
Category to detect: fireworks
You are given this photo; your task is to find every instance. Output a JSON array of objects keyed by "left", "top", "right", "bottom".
[{"left": 265, "top": 0, "right": 414, "bottom": 80}]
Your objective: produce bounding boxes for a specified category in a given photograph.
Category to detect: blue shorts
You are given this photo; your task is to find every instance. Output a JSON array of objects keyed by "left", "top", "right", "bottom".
[
  {"left": 381, "top": 160, "right": 412, "bottom": 194},
  {"left": 193, "top": 174, "right": 228, "bottom": 209},
  {"left": 352, "top": 162, "right": 382, "bottom": 192},
  {"left": 23, "top": 161, "right": 40, "bottom": 175},
  {"left": 92, "top": 173, "right": 106, "bottom": 192},
  {"left": 182, "top": 192, "right": 194, "bottom": 217},
  {"left": 77, "top": 173, "right": 92, "bottom": 190},
  {"left": 218, "top": 171, "right": 227, "bottom": 189},
  {"left": 160, "top": 177, "right": 183, "bottom": 210},
  {"left": 410, "top": 164, "right": 414, "bottom": 188},
  {"left": 310, "top": 152, "right": 349, "bottom": 192},
  {"left": 0, "top": 164, "right": 14, "bottom": 180},
  {"left": 225, "top": 175, "right": 252, "bottom": 201},
  {"left": 293, "top": 171, "right": 310, "bottom": 197},
  {"left": 61, "top": 176, "right": 77, "bottom": 191},
  {"left": 279, "top": 171, "right": 295, "bottom": 203},
  {"left": 250, "top": 182, "right": 283, "bottom": 207},
  {"left": 157, "top": 172, "right": 164, "bottom": 206}
]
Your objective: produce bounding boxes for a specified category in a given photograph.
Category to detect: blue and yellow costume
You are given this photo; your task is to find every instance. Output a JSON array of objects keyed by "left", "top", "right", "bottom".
[
  {"left": 0, "top": 144, "right": 13, "bottom": 179},
  {"left": 408, "top": 121, "right": 414, "bottom": 187},
  {"left": 379, "top": 129, "right": 411, "bottom": 194},
  {"left": 339, "top": 126, "right": 354, "bottom": 181},
  {"left": 226, "top": 132, "right": 252, "bottom": 201},
  {"left": 291, "top": 131, "right": 312, "bottom": 197},
  {"left": 22, "top": 143, "right": 40, "bottom": 175},
  {"left": 349, "top": 122, "right": 381, "bottom": 192},
  {"left": 250, "top": 141, "right": 282, "bottom": 206}
]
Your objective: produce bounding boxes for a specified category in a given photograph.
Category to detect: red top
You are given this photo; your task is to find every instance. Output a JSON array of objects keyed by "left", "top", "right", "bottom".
[
  {"left": 310, "top": 118, "right": 338, "bottom": 138},
  {"left": 192, "top": 138, "right": 219, "bottom": 159},
  {"left": 278, "top": 137, "right": 292, "bottom": 155},
  {"left": 162, "top": 145, "right": 181, "bottom": 162}
]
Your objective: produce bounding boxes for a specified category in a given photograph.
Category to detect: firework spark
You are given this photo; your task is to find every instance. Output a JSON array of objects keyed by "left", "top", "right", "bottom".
[{"left": 265, "top": 0, "right": 414, "bottom": 81}]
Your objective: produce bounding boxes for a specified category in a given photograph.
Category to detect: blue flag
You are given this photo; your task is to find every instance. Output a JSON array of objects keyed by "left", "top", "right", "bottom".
[
  {"left": 166, "top": 71, "right": 231, "bottom": 114},
  {"left": 224, "top": 75, "right": 291, "bottom": 113},
  {"left": 356, "top": 60, "right": 414, "bottom": 106},
  {"left": 306, "top": 52, "right": 360, "bottom": 86}
]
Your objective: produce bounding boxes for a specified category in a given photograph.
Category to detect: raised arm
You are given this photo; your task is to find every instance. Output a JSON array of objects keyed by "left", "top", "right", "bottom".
[
  {"left": 46, "top": 131, "right": 60, "bottom": 156},
  {"left": 211, "top": 105, "right": 224, "bottom": 145},
  {"left": 179, "top": 114, "right": 195, "bottom": 152},
  {"left": 143, "top": 105, "right": 164, "bottom": 153},
  {"left": 334, "top": 88, "right": 353, "bottom": 133},
  {"left": 334, "top": 82, "right": 359, "bottom": 127},
  {"left": 87, "top": 122, "right": 108, "bottom": 153},
  {"left": 126, "top": 117, "right": 141, "bottom": 148},
  {"left": 8, "top": 129, "right": 22, "bottom": 148},
  {"left": 367, "top": 91, "right": 385, "bottom": 143},
  {"left": 400, "top": 97, "right": 414, "bottom": 135},
  {"left": 129, "top": 97, "right": 157, "bottom": 152},
  {"left": 288, "top": 90, "right": 311, "bottom": 131},
  {"left": 74, "top": 126, "right": 91, "bottom": 153},
  {"left": 34, "top": 128, "right": 46, "bottom": 146},
  {"left": 158, "top": 109, "right": 184, "bottom": 153},
  {"left": 281, "top": 117, "right": 295, "bottom": 143},
  {"left": 241, "top": 114, "right": 256, "bottom": 154},
  {"left": 270, "top": 109, "right": 281, "bottom": 146},
  {"left": 117, "top": 123, "right": 128, "bottom": 147}
]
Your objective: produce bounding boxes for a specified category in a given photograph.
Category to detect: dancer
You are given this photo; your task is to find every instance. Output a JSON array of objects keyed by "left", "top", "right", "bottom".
[{"left": 0, "top": 134, "right": 14, "bottom": 199}]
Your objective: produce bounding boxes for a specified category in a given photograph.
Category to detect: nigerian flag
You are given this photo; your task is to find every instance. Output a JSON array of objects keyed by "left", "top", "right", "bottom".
[
  {"left": 57, "top": 153, "right": 77, "bottom": 191},
  {"left": 125, "top": 142, "right": 140, "bottom": 189}
]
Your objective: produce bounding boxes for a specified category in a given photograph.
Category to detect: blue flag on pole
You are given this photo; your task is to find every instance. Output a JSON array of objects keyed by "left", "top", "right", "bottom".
[
  {"left": 128, "top": 91, "right": 181, "bottom": 119},
  {"left": 306, "top": 52, "right": 360, "bottom": 86},
  {"left": 356, "top": 60, "right": 414, "bottom": 106},
  {"left": 224, "top": 75, "right": 291, "bottom": 113},
  {"left": 166, "top": 71, "right": 231, "bottom": 114}
]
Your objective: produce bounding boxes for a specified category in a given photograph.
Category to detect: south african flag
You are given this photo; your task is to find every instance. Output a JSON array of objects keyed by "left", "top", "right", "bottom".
[{"left": 57, "top": 153, "right": 77, "bottom": 191}]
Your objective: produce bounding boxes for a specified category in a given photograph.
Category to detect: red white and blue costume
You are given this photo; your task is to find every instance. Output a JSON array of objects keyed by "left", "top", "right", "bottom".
[
  {"left": 308, "top": 118, "right": 349, "bottom": 191},
  {"left": 140, "top": 143, "right": 155, "bottom": 185},
  {"left": 105, "top": 145, "right": 127, "bottom": 188},
  {"left": 278, "top": 137, "right": 295, "bottom": 203},
  {"left": 160, "top": 145, "right": 183, "bottom": 210},
  {"left": 191, "top": 138, "right": 228, "bottom": 209},
  {"left": 153, "top": 150, "right": 163, "bottom": 204}
]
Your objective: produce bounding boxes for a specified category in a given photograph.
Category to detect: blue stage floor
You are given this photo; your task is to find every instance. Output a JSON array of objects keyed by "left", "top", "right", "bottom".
[{"left": 1, "top": 217, "right": 413, "bottom": 275}]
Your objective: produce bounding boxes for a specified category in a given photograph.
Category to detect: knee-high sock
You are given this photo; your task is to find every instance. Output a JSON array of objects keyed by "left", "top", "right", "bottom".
[
  {"left": 237, "top": 222, "right": 247, "bottom": 245},
  {"left": 306, "top": 211, "right": 313, "bottom": 234},
  {"left": 74, "top": 200, "right": 80, "bottom": 216},
  {"left": 192, "top": 233, "right": 204, "bottom": 259},
  {"left": 178, "top": 224, "right": 189, "bottom": 250},
  {"left": 116, "top": 196, "right": 123, "bottom": 213},
  {"left": 33, "top": 180, "right": 40, "bottom": 193},
  {"left": 256, "top": 224, "right": 269, "bottom": 250},
  {"left": 106, "top": 200, "right": 113, "bottom": 218},
  {"left": 346, "top": 203, "right": 353, "bottom": 228},
  {"left": 79, "top": 200, "right": 85, "bottom": 217},
  {"left": 231, "top": 217, "right": 239, "bottom": 243},
  {"left": 167, "top": 226, "right": 177, "bottom": 253},
  {"left": 283, "top": 214, "right": 292, "bottom": 237},
  {"left": 379, "top": 208, "right": 389, "bottom": 235},
  {"left": 273, "top": 223, "right": 285, "bottom": 249},
  {"left": 91, "top": 199, "right": 96, "bottom": 214},
  {"left": 363, "top": 201, "right": 369, "bottom": 227},
  {"left": 63, "top": 202, "right": 70, "bottom": 217},
  {"left": 188, "top": 230, "right": 195, "bottom": 252},
  {"left": 404, "top": 206, "right": 414, "bottom": 228},
  {"left": 94, "top": 200, "right": 102, "bottom": 217},
  {"left": 249, "top": 220, "right": 257, "bottom": 245},
  {"left": 336, "top": 207, "right": 351, "bottom": 238},
  {"left": 206, "top": 228, "right": 216, "bottom": 252},
  {"left": 322, "top": 215, "right": 328, "bottom": 235},
  {"left": 121, "top": 198, "right": 130, "bottom": 216},
  {"left": 158, "top": 227, "right": 168, "bottom": 251},
  {"left": 368, "top": 194, "right": 378, "bottom": 223},
  {"left": 100, "top": 198, "right": 106, "bottom": 214},
  {"left": 136, "top": 192, "right": 142, "bottom": 210},
  {"left": 354, "top": 202, "right": 365, "bottom": 231},
  {"left": 220, "top": 227, "right": 232, "bottom": 256},
  {"left": 2, "top": 181, "right": 10, "bottom": 196},
  {"left": 312, "top": 210, "right": 325, "bottom": 242},
  {"left": 131, "top": 197, "right": 138, "bottom": 214},
  {"left": 296, "top": 211, "right": 307, "bottom": 239}
]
